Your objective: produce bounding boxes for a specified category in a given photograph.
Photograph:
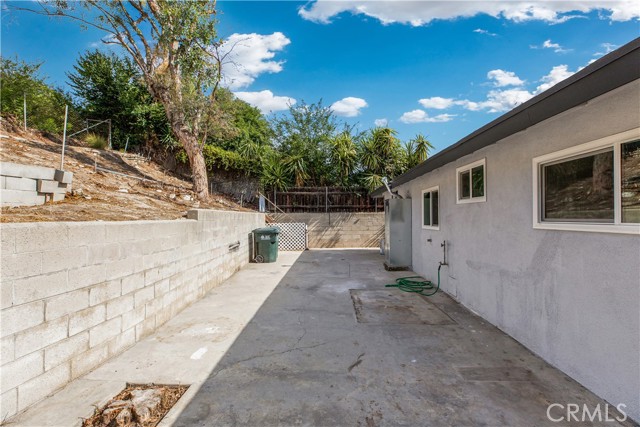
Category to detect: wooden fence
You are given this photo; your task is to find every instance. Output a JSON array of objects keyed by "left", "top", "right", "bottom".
[{"left": 270, "top": 187, "right": 383, "bottom": 213}]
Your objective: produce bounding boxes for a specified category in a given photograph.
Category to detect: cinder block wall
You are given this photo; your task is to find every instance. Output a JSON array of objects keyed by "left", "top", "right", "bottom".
[
  {"left": 275, "top": 213, "right": 384, "bottom": 248},
  {"left": 0, "top": 209, "right": 264, "bottom": 419},
  {"left": 1, "top": 162, "right": 72, "bottom": 207}
]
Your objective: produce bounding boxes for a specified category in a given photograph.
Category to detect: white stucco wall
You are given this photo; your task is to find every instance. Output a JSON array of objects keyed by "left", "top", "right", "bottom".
[{"left": 393, "top": 80, "right": 640, "bottom": 421}]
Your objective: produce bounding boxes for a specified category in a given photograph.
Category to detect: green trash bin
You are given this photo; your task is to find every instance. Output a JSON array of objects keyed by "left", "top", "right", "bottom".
[{"left": 253, "top": 227, "right": 280, "bottom": 263}]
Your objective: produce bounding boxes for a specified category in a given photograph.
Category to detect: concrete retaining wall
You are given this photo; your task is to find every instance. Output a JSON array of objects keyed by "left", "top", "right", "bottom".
[
  {"left": 1, "top": 162, "right": 72, "bottom": 207},
  {"left": 0, "top": 209, "right": 264, "bottom": 419},
  {"left": 273, "top": 213, "right": 383, "bottom": 248}
]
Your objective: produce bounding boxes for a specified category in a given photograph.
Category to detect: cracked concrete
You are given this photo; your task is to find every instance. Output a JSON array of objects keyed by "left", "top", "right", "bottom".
[
  {"left": 171, "top": 250, "right": 632, "bottom": 426},
  {"left": 8, "top": 249, "right": 634, "bottom": 426}
]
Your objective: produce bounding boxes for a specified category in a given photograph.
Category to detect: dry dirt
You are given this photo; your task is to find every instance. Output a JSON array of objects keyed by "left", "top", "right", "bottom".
[
  {"left": 82, "top": 384, "right": 188, "bottom": 427},
  {"left": 0, "top": 119, "right": 251, "bottom": 223}
]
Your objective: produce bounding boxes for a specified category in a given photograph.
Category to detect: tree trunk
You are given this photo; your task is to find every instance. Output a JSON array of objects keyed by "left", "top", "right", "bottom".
[
  {"left": 178, "top": 131, "right": 209, "bottom": 199},
  {"left": 150, "top": 83, "right": 209, "bottom": 200}
]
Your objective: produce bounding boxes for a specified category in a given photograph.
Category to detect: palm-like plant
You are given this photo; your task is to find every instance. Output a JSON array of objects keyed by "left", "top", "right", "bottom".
[
  {"left": 371, "top": 127, "right": 400, "bottom": 157},
  {"left": 362, "top": 172, "right": 384, "bottom": 192},
  {"left": 411, "top": 134, "right": 434, "bottom": 164},
  {"left": 284, "top": 154, "right": 309, "bottom": 187},
  {"left": 359, "top": 127, "right": 403, "bottom": 180},
  {"left": 359, "top": 137, "right": 380, "bottom": 172},
  {"left": 330, "top": 131, "right": 358, "bottom": 185},
  {"left": 261, "top": 153, "right": 291, "bottom": 191},
  {"left": 237, "top": 140, "right": 262, "bottom": 161}
]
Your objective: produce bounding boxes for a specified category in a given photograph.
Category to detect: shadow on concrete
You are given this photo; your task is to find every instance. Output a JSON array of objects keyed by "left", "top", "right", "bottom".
[{"left": 171, "top": 249, "right": 626, "bottom": 427}]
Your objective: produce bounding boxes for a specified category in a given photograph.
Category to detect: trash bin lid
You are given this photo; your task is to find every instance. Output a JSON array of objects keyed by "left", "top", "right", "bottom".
[{"left": 253, "top": 227, "right": 280, "bottom": 235}]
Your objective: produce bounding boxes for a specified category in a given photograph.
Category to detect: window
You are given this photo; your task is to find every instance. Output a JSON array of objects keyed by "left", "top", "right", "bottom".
[
  {"left": 422, "top": 186, "right": 439, "bottom": 229},
  {"left": 457, "top": 159, "right": 486, "bottom": 203},
  {"left": 622, "top": 140, "right": 640, "bottom": 223},
  {"left": 542, "top": 149, "right": 614, "bottom": 222},
  {"left": 532, "top": 128, "right": 640, "bottom": 234}
]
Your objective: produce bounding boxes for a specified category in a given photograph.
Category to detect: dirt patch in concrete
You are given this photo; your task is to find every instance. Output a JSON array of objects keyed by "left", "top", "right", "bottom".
[
  {"left": 82, "top": 383, "right": 188, "bottom": 427},
  {"left": 350, "top": 289, "right": 456, "bottom": 325}
]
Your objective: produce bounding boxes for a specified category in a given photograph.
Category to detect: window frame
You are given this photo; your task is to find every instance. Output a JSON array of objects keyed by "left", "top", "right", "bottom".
[
  {"left": 456, "top": 158, "right": 486, "bottom": 204},
  {"left": 532, "top": 128, "right": 640, "bottom": 235},
  {"left": 421, "top": 186, "right": 440, "bottom": 230}
]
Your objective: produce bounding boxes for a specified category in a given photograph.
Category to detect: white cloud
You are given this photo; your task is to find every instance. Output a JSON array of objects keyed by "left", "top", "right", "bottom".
[
  {"left": 298, "top": 1, "right": 640, "bottom": 25},
  {"left": 594, "top": 42, "right": 618, "bottom": 56},
  {"left": 413, "top": 63, "right": 578, "bottom": 115},
  {"left": 535, "top": 64, "right": 575, "bottom": 93},
  {"left": 487, "top": 69, "right": 525, "bottom": 87},
  {"left": 418, "top": 96, "right": 456, "bottom": 109},
  {"left": 530, "top": 39, "right": 571, "bottom": 53},
  {"left": 330, "top": 97, "right": 368, "bottom": 117},
  {"left": 457, "top": 66, "right": 574, "bottom": 113},
  {"left": 374, "top": 118, "right": 388, "bottom": 127},
  {"left": 89, "top": 34, "right": 118, "bottom": 48},
  {"left": 219, "top": 32, "right": 291, "bottom": 90},
  {"left": 234, "top": 90, "right": 296, "bottom": 114},
  {"left": 462, "top": 89, "right": 535, "bottom": 112},
  {"left": 473, "top": 28, "right": 497, "bottom": 36},
  {"left": 399, "top": 110, "right": 455, "bottom": 124}
]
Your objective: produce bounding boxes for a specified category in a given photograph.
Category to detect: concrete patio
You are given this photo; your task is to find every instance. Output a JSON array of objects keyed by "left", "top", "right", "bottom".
[{"left": 9, "top": 250, "right": 631, "bottom": 426}]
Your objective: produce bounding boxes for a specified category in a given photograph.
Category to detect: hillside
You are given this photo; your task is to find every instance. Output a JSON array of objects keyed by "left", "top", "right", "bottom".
[{"left": 0, "top": 120, "right": 250, "bottom": 223}]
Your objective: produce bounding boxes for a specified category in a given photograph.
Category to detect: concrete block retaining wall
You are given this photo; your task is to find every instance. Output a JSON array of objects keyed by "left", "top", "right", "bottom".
[
  {"left": 1, "top": 162, "right": 73, "bottom": 207},
  {"left": 0, "top": 209, "right": 264, "bottom": 419},
  {"left": 274, "top": 213, "right": 384, "bottom": 248}
]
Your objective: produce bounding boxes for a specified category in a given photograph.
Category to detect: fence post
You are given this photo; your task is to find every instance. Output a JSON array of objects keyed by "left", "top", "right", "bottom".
[
  {"left": 23, "top": 92, "right": 27, "bottom": 131},
  {"left": 60, "top": 105, "right": 69, "bottom": 170},
  {"left": 325, "top": 186, "right": 328, "bottom": 213},
  {"left": 107, "top": 119, "right": 112, "bottom": 149},
  {"left": 124, "top": 136, "right": 130, "bottom": 153}
]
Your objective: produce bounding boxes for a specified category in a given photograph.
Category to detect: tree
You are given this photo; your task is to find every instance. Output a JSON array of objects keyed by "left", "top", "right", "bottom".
[
  {"left": 68, "top": 50, "right": 164, "bottom": 148},
  {"left": 206, "top": 89, "right": 272, "bottom": 153},
  {"left": 330, "top": 131, "right": 358, "bottom": 186},
  {"left": 271, "top": 100, "right": 338, "bottom": 186},
  {"left": 357, "top": 127, "right": 405, "bottom": 190},
  {"left": 0, "top": 56, "right": 79, "bottom": 134},
  {"left": 19, "top": 1, "right": 223, "bottom": 199},
  {"left": 261, "top": 151, "right": 291, "bottom": 191},
  {"left": 405, "top": 133, "right": 434, "bottom": 169}
]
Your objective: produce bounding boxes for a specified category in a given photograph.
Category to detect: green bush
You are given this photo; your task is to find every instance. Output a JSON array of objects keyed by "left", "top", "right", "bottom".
[
  {"left": 176, "top": 145, "right": 257, "bottom": 174},
  {"left": 1, "top": 56, "right": 81, "bottom": 135},
  {"left": 85, "top": 133, "right": 108, "bottom": 149}
]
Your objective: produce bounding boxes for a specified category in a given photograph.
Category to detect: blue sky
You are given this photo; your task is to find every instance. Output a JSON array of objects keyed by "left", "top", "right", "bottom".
[{"left": 2, "top": 1, "right": 639, "bottom": 153}]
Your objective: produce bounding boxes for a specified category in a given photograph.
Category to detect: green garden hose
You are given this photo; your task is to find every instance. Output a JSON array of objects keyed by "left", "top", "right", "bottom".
[{"left": 385, "top": 264, "right": 441, "bottom": 296}]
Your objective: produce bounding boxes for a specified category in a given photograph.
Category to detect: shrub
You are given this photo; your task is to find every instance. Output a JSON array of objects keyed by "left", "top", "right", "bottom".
[
  {"left": 85, "top": 133, "right": 108, "bottom": 149},
  {"left": 176, "top": 145, "right": 257, "bottom": 174}
]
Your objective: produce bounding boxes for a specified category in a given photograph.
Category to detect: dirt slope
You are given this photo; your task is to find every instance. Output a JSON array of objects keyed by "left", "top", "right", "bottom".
[{"left": 0, "top": 122, "right": 250, "bottom": 223}]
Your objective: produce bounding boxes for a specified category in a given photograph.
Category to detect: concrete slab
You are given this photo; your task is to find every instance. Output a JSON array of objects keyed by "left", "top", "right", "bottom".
[
  {"left": 8, "top": 250, "right": 633, "bottom": 427},
  {"left": 6, "top": 379, "right": 126, "bottom": 426}
]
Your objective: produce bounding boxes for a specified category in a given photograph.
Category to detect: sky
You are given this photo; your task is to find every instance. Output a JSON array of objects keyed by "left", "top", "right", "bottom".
[{"left": 2, "top": 1, "right": 639, "bottom": 154}]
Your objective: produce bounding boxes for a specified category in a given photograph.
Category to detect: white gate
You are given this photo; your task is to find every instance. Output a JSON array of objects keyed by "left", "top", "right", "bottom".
[{"left": 272, "top": 223, "right": 307, "bottom": 251}]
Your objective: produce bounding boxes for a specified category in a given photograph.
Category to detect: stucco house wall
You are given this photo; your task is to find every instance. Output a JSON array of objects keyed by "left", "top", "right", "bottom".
[{"left": 391, "top": 80, "right": 640, "bottom": 421}]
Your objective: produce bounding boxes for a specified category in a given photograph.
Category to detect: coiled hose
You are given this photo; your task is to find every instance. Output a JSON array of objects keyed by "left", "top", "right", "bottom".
[{"left": 385, "top": 264, "right": 441, "bottom": 296}]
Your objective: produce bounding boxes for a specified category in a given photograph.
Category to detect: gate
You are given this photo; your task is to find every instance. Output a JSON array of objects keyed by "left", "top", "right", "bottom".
[{"left": 272, "top": 223, "right": 307, "bottom": 251}]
